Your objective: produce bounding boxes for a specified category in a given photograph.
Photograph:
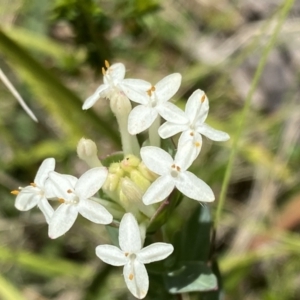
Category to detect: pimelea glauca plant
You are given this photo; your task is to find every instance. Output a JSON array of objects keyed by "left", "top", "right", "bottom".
[{"left": 12, "top": 61, "right": 229, "bottom": 299}]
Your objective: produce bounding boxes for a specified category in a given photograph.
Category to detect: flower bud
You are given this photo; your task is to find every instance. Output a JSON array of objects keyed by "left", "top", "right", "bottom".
[{"left": 77, "top": 138, "right": 102, "bottom": 167}]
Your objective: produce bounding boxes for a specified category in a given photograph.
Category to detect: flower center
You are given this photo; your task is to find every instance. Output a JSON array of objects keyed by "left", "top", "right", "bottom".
[{"left": 170, "top": 164, "right": 180, "bottom": 178}]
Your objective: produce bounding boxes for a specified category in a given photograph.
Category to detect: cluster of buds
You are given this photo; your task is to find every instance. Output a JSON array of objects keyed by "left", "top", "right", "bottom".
[{"left": 12, "top": 61, "right": 229, "bottom": 299}]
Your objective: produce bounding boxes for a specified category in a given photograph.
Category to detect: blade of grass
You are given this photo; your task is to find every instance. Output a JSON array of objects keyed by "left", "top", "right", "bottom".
[
  {"left": 214, "top": 0, "right": 295, "bottom": 228},
  {"left": 0, "top": 29, "right": 120, "bottom": 145},
  {"left": 0, "top": 274, "right": 26, "bottom": 300},
  {"left": 0, "top": 246, "right": 93, "bottom": 279}
]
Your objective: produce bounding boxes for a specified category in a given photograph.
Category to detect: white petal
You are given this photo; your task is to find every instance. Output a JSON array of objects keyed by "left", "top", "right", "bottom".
[
  {"left": 78, "top": 199, "right": 112, "bottom": 224},
  {"left": 176, "top": 133, "right": 202, "bottom": 170},
  {"left": 156, "top": 102, "right": 187, "bottom": 124},
  {"left": 119, "top": 213, "right": 142, "bottom": 252},
  {"left": 96, "top": 245, "right": 127, "bottom": 266},
  {"left": 140, "top": 146, "right": 173, "bottom": 175},
  {"left": 137, "top": 243, "right": 174, "bottom": 264},
  {"left": 128, "top": 105, "right": 158, "bottom": 134},
  {"left": 34, "top": 158, "right": 55, "bottom": 187},
  {"left": 175, "top": 171, "right": 215, "bottom": 202},
  {"left": 82, "top": 84, "right": 108, "bottom": 110},
  {"left": 48, "top": 204, "right": 78, "bottom": 239},
  {"left": 15, "top": 186, "right": 40, "bottom": 211},
  {"left": 193, "top": 93, "right": 209, "bottom": 124},
  {"left": 124, "top": 260, "right": 149, "bottom": 299},
  {"left": 155, "top": 73, "right": 181, "bottom": 102},
  {"left": 75, "top": 167, "right": 108, "bottom": 199},
  {"left": 142, "top": 175, "right": 175, "bottom": 205},
  {"left": 197, "top": 123, "right": 230, "bottom": 141},
  {"left": 158, "top": 122, "right": 188, "bottom": 139},
  {"left": 48, "top": 171, "right": 76, "bottom": 200},
  {"left": 185, "top": 89, "right": 207, "bottom": 124},
  {"left": 38, "top": 197, "right": 54, "bottom": 224},
  {"left": 121, "top": 79, "right": 151, "bottom": 104},
  {"left": 108, "top": 63, "right": 126, "bottom": 81}
]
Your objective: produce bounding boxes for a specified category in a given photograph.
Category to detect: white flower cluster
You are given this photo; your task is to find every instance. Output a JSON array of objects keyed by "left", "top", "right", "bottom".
[{"left": 12, "top": 61, "right": 229, "bottom": 299}]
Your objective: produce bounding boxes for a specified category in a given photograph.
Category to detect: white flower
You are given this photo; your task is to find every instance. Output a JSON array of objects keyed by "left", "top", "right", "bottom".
[
  {"left": 47, "top": 167, "right": 113, "bottom": 239},
  {"left": 82, "top": 61, "right": 126, "bottom": 110},
  {"left": 95, "top": 213, "right": 173, "bottom": 299},
  {"left": 13, "top": 158, "right": 55, "bottom": 223},
  {"left": 122, "top": 73, "right": 186, "bottom": 134},
  {"left": 140, "top": 145, "right": 215, "bottom": 205},
  {"left": 159, "top": 89, "right": 230, "bottom": 162}
]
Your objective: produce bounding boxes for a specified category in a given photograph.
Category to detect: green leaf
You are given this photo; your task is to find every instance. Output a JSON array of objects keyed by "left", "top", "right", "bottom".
[
  {"left": 177, "top": 204, "right": 212, "bottom": 262},
  {"left": 164, "top": 261, "right": 218, "bottom": 294},
  {"left": 147, "top": 189, "right": 183, "bottom": 234}
]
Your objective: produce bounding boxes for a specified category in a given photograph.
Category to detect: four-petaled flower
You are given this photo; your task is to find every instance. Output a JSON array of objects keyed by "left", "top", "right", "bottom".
[
  {"left": 96, "top": 213, "right": 173, "bottom": 299},
  {"left": 47, "top": 167, "right": 113, "bottom": 239},
  {"left": 140, "top": 145, "right": 215, "bottom": 205},
  {"left": 122, "top": 73, "right": 186, "bottom": 134},
  {"left": 159, "top": 89, "right": 230, "bottom": 164},
  {"left": 13, "top": 158, "right": 55, "bottom": 223},
  {"left": 82, "top": 61, "right": 126, "bottom": 110}
]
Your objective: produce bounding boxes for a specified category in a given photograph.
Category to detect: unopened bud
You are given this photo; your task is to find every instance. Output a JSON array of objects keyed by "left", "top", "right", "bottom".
[
  {"left": 138, "top": 162, "right": 158, "bottom": 181},
  {"left": 77, "top": 138, "right": 102, "bottom": 167},
  {"left": 130, "top": 169, "right": 151, "bottom": 193},
  {"left": 121, "top": 155, "right": 140, "bottom": 172}
]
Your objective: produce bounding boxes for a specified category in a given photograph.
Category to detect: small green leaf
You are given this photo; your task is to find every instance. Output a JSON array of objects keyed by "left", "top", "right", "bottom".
[
  {"left": 177, "top": 204, "right": 212, "bottom": 262},
  {"left": 147, "top": 189, "right": 183, "bottom": 233},
  {"left": 164, "top": 261, "right": 218, "bottom": 294}
]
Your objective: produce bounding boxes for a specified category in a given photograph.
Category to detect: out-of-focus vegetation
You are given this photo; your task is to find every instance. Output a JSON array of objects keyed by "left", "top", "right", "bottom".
[{"left": 1, "top": 0, "right": 300, "bottom": 299}]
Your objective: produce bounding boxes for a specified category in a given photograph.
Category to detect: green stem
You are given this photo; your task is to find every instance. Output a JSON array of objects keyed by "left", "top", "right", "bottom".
[
  {"left": 214, "top": 0, "right": 295, "bottom": 228},
  {"left": 149, "top": 115, "right": 161, "bottom": 147}
]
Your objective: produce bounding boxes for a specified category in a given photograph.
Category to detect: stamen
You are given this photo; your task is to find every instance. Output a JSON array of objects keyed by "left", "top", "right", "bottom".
[
  {"left": 195, "top": 142, "right": 201, "bottom": 147},
  {"left": 67, "top": 189, "right": 72, "bottom": 193},
  {"left": 129, "top": 273, "right": 134, "bottom": 280},
  {"left": 176, "top": 166, "right": 181, "bottom": 171},
  {"left": 30, "top": 183, "right": 36, "bottom": 187},
  {"left": 11, "top": 190, "right": 19, "bottom": 195},
  {"left": 102, "top": 67, "right": 106, "bottom": 76},
  {"left": 104, "top": 60, "right": 110, "bottom": 68},
  {"left": 58, "top": 198, "right": 65, "bottom": 203},
  {"left": 125, "top": 253, "right": 129, "bottom": 257},
  {"left": 190, "top": 132, "right": 194, "bottom": 136},
  {"left": 147, "top": 85, "right": 155, "bottom": 96},
  {"left": 171, "top": 164, "right": 175, "bottom": 168},
  {"left": 201, "top": 94, "right": 206, "bottom": 103}
]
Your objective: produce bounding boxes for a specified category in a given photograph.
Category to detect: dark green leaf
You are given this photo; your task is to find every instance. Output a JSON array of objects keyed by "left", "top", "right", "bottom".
[{"left": 164, "top": 261, "right": 218, "bottom": 294}]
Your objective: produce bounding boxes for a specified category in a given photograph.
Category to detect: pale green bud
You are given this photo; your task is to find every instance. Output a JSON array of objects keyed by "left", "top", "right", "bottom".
[
  {"left": 77, "top": 138, "right": 102, "bottom": 167},
  {"left": 130, "top": 169, "right": 151, "bottom": 193},
  {"left": 109, "top": 162, "right": 125, "bottom": 177},
  {"left": 138, "top": 161, "right": 158, "bottom": 181},
  {"left": 102, "top": 173, "right": 120, "bottom": 192},
  {"left": 121, "top": 155, "right": 141, "bottom": 173}
]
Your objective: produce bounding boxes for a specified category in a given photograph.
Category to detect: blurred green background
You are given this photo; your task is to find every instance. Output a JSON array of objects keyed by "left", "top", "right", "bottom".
[{"left": 1, "top": 0, "right": 300, "bottom": 299}]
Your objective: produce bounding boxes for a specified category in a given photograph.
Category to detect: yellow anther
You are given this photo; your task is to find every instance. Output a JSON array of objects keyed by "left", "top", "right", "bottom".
[
  {"left": 129, "top": 273, "right": 134, "bottom": 280},
  {"left": 104, "top": 60, "right": 110, "bottom": 68},
  {"left": 11, "top": 190, "right": 19, "bottom": 195},
  {"left": 102, "top": 67, "right": 106, "bottom": 76},
  {"left": 201, "top": 94, "right": 206, "bottom": 103},
  {"left": 58, "top": 198, "right": 65, "bottom": 203},
  {"left": 147, "top": 85, "right": 155, "bottom": 97},
  {"left": 195, "top": 142, "right": 201, "bottom": 147},
  {"left": 30, "top": 183, "right": 36, "bottom": 187}
]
